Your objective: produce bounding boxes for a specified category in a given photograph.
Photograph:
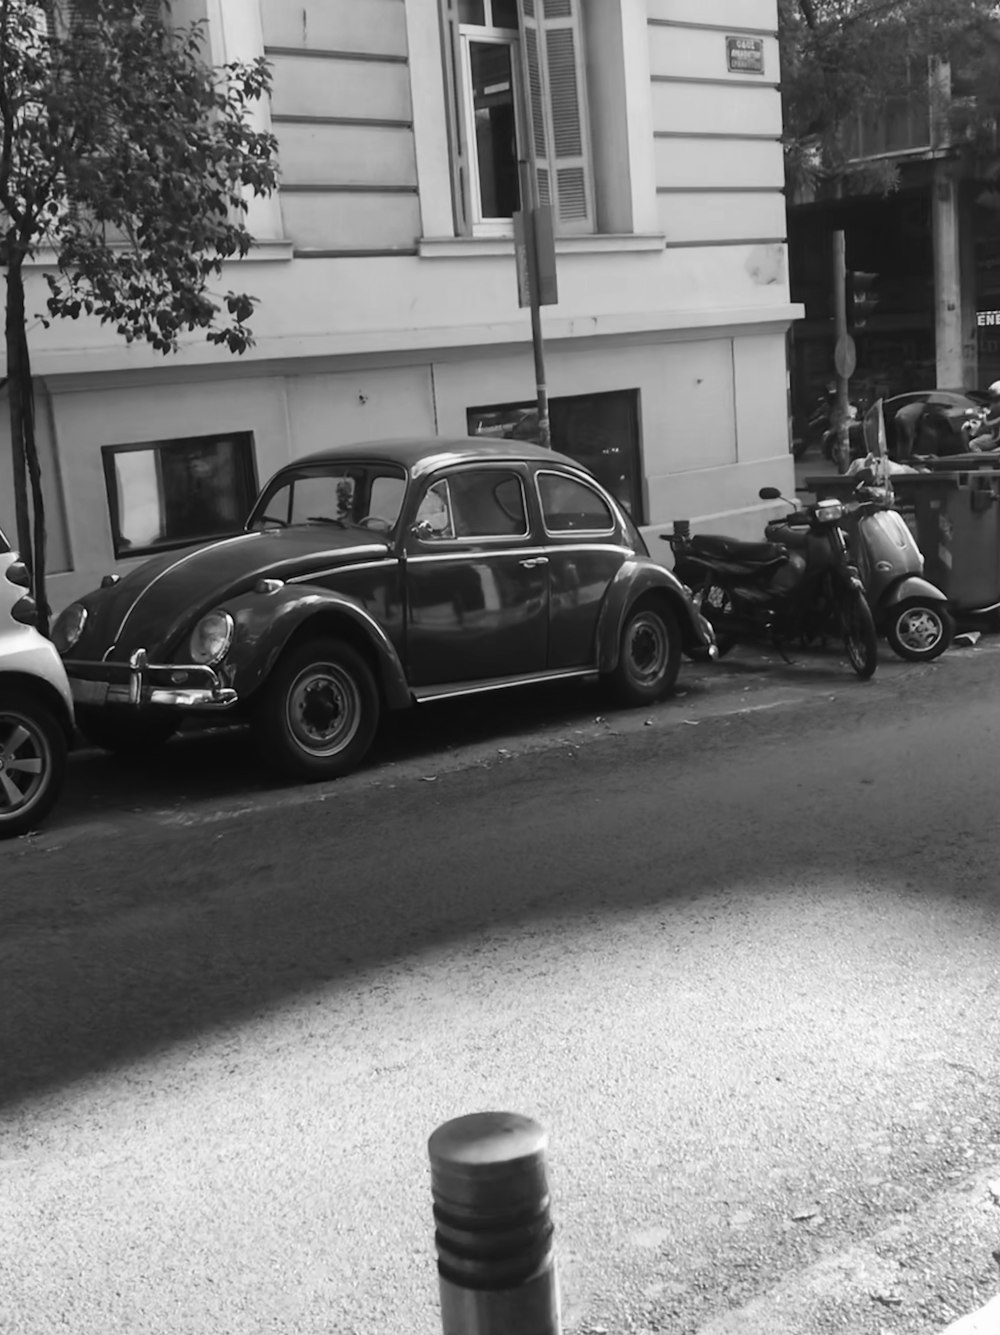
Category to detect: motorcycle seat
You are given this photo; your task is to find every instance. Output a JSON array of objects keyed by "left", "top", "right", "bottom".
[{"left": 689, "top": 534, "right": 787, "bottom": 566}]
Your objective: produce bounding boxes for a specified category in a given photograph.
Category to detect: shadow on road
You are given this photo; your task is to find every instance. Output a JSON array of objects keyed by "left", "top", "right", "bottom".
[
  {"left": 51, "top": 644, "right": 880, "bottom": 823},
  {"left": 0, "top": 641, "right": 977, "bottom": 1110}
]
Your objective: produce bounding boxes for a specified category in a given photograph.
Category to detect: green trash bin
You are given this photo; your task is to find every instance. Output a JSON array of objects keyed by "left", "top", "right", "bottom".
[
  {"left": 806, "top": 466, "right": 1000, "bottom": 614},
  {"left": 886, "top": 470, "right": 1000, "bottom": 614}
]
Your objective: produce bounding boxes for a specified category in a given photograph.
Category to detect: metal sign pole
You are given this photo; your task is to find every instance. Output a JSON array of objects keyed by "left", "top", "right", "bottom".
[{"left": 515, "top": 0, "right": 552, "bottom": 449}]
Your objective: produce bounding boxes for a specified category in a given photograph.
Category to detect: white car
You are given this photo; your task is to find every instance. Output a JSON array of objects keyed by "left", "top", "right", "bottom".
[{"left": 0, "top": 529, "right": 74, "bottom": 837}]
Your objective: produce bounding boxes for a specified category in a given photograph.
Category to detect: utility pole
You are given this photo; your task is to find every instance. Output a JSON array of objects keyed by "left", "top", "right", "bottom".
[{"left": 832, "top": 230, "right": 855, "bottom": 474}]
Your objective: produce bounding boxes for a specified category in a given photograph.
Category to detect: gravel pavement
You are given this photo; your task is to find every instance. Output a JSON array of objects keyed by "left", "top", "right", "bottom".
[{"left": 2, "top": 640, "right": 1000, "bottom": 1335}]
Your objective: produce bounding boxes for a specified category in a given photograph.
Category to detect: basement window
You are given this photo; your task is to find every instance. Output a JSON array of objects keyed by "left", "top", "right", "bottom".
[{"left": 102, "top": 432, "right": 258, "bottom": 558}]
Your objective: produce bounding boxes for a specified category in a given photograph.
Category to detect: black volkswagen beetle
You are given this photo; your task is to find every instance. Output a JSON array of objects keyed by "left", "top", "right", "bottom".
[{"left": 52, "top": 438, "right": 717, "bottom": 780}]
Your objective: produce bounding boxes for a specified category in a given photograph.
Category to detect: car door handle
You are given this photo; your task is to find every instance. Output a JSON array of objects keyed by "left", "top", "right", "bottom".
[{"left": 519, "top": 556, "right": 549, "bottom": 568}]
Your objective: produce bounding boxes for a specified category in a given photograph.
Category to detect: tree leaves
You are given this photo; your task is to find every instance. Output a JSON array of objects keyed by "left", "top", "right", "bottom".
[
  {"left": 779, "top": 0, "right": 1000, "bottom": 196},
  {"left": 0, "top": 0, "right": 278, "bottom": 354}
]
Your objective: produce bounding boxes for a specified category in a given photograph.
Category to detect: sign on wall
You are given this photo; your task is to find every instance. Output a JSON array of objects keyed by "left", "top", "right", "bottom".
[{"left": 726, "top": 36, "right": 765, "bottom": 75}]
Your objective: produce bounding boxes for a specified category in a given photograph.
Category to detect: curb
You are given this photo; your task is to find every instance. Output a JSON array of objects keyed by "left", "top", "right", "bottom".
[{"left": 941, "top": 1295, "right": 1000, "bottom": 1334}]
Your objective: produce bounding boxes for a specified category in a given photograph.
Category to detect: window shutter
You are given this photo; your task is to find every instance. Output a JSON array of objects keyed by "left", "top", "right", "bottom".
[
  {"left": 518, "top": 0, "right": 592, "bottom": 232},
  {"left": 519, "top": 2, "right": 552, "bottom": 209},
  {"left": 440, "top": 0, "right": 472, "bottom": 233},
  {"left": 540, "top": 0, "right": 592, "bottom": 231}
]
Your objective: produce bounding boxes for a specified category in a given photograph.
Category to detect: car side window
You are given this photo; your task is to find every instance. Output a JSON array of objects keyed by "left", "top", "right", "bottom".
[
  {"left": 416, "top": 470, "right": 528, "bottom": 541},
  {"left": 537, "top": 471, "right": 615, "bottom": 535}
]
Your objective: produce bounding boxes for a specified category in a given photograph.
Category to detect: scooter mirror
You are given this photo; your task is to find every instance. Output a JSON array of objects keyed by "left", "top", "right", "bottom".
[{"left": 758, "top": 487, "right": 781, "bottom": 500}]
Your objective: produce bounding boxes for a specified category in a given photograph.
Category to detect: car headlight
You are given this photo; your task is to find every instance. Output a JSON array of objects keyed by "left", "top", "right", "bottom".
[
  {"left": 51, "top": 602, "right": 88, "bottom": 653},
  {"left": 189, "top": 610, "right": 234, "bottom": 665}
]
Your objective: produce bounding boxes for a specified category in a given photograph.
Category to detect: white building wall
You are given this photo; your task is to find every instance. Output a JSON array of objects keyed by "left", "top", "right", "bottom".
[{"left": 0, "top": 0, "right": 800, "bottom": 613}]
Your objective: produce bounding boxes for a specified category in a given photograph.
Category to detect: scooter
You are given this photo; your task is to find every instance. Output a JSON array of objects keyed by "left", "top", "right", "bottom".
[
  {"left": 665, "top": 490, "right": 879, "bottom": 679},
  {"left": 835, "top": 401, "right": 954, "bottom": 661},
  {"left": 763, "top": 480, "right": 952, "bottom": 662}
]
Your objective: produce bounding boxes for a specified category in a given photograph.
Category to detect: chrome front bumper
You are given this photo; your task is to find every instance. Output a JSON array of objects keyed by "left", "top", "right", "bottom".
[{"left": 66, "top": 649, "right": 239, "bottom": 711}]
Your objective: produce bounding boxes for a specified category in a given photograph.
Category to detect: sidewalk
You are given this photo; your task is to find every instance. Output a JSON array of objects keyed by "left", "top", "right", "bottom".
[
  {"left": 943, "top": 1296, "right": 1000, "bottom": 1334},
  {"left": 691, "top": 1163, "right": 1000, "bottom": 1335}
]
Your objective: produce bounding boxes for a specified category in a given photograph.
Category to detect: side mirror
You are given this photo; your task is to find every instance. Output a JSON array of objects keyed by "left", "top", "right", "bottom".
[{"left": 758, "top": 486, "right": 781, "bottom": 501}]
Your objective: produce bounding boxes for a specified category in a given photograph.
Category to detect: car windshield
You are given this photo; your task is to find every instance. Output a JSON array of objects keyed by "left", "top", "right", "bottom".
[{"left": 247, "top": 463, "right": 407, "bottom": 534}]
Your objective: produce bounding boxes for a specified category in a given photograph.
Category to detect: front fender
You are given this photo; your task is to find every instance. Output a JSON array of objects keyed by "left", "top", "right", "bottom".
[
  {"left": 222, "top": 583, "right": 412, "bottom": 709},
  {"left": 595, "top": 560, "right": 715, "bottom": 673},
  {"left": 881, "top": 575, "right": 950, "bottom": 609}
]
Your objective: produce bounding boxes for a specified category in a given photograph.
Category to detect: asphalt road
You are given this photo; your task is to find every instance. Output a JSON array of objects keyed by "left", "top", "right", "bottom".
[{"left": 2, "top": 643, "right": 1000, "bottom": 1335}]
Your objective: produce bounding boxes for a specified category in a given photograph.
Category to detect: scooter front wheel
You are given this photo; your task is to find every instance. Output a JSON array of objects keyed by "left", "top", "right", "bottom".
[
  {"left": 885, "top": 599, "right": 954, "bottom": 662},
  {"left": 837, "top": 587, "right": 879, "bottom": 679}
]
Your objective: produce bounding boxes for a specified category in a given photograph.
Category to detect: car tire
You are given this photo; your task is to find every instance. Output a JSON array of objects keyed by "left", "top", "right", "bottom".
[
  {"left": 885, "top": 599, "right": 954, "bottom": 662},
  {"left": 0, "top": 691, "right": 68, "bottom": 839},
  {"left": 606, "top": 598, "right": 682, "bottom": 707},
  {"left": 252, "top": 637, "right": 380, "bottom": 781},
  {"left": 76, "top": 705, "right": 177, "bottom": 757}
]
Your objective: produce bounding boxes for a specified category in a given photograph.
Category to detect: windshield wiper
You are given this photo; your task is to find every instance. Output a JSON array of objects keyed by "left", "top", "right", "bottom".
[{"left": 305, "top": 515, "right": 348, "bottom": 527}]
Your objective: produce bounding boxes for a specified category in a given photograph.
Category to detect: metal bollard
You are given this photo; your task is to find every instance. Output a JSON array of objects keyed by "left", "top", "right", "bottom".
[{"left": 428, "top": 1111, "right": 561, "bottom": 1335}]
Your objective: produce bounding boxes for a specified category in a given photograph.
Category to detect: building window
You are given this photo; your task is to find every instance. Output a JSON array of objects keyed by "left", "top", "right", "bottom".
[
  {"left": 102, "top": 432, "right": 258, "bottom": 558},
  {"left": 467, "top": 388, "right": 643, "bottom": 521},
  {"left": 441, "top": 0, "right": 594, "bottom": 236}
]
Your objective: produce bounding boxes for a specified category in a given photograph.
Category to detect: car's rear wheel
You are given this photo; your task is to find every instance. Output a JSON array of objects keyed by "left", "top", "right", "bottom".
[
  {"left": 252, "top": 637, "right": 380, "bottom": 781},
  {"left": 0, "top": 692, "right": 67, "bottom": 838},
  {"left": 606, "top": 598, "right": 682, "bottom": 707},
  {"left": 76, "top": 706, "right": 177, "bottom": 757}
]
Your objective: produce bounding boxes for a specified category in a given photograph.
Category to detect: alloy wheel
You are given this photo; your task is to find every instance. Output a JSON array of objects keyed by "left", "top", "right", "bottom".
[
  {"left": 0, "top": 710, "right": 51, "bottom": 819},
  {"left": 895, "top": 606, "right": 944, "bottom": 653}
]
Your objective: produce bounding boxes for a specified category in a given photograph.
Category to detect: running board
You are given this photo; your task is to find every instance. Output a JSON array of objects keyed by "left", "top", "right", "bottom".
[{"left": 412, "top": 667, "right": 599, "bottom": 703}]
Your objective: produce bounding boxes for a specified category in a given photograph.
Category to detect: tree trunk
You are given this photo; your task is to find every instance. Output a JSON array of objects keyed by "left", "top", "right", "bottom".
[
  {"left": 4, "top": 258, "right": 49, "bottom": 635},
  {"left": 5, "top": 258, "right": 32, "bottom": 573}
]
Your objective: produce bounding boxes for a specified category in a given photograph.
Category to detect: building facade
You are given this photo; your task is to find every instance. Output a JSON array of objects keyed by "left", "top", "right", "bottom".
[{"left": 2, "top": 0, "right": 800, "bottom": 612}]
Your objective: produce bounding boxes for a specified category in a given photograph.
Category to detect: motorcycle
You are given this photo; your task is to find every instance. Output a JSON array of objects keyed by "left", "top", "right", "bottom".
[
  {"left": 665, "top": 489, "right": 879, "bottom": 679},
  {"left": 792, "top": 386, "right": 865, "bottom": 462},
  {"left": 769, "top": 476, "right": 953, "bottom": 662}
]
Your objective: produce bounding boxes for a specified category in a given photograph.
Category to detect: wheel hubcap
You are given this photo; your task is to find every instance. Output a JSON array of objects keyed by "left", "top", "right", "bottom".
[
  {"left": 897, "top": 607, "right": 942, "bottom": 652},
  {"left": 0, "top": 714, "right": 48, "bottom": 817},
  {"left": 286, "top": 663, "right": 362, "bottom": 756},
  {"left": 627, "top": 614, "right": 668, "bottom": 686}
]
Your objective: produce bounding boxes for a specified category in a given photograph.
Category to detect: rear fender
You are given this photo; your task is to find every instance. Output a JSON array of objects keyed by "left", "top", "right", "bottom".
[
  {"left": 596, "top": 561, "right": 715, "bottom": 671},
  {"left": 882, "top": 575, "right": 950, "bottom": 609},
  {"left": 224, "top": 584, "right": 412, "bottom": 709}
]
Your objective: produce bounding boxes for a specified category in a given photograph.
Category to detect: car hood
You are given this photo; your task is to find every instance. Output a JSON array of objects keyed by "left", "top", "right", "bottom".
[{"left": 77, "top": 526, "right": 392, "bottom": 660}]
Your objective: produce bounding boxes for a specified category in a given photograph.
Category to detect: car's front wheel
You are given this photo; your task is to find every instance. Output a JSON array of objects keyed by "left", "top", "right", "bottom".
[
  {"left": 252, "top": 637, "right": 380, "bottom": 781},
  {"left": 606, "top": 598, "right": 682, "bottom": 707},
  {"left": 76, "top": 706, "right": 177, "bottom": 757},
  {"left": 0, "top": 691, "right": 68, "bottom": 839}
]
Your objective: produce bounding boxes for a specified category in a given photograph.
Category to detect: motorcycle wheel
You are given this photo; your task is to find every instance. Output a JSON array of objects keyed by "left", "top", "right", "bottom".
[
  {"left": 885, "top": 599, "right": 954, "bottom": 662},
  {"left": 837, "top": 587, "right": 879, "bottom": 679}
]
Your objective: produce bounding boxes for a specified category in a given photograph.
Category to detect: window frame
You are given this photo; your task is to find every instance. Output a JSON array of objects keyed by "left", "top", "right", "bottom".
[
  {"left": 535, "top": 468, "right": 617, "bottom": 539},
  {"left": 441, "top": 0, "right": 594, "bottom": 238},
  {"left": 410, "top": 466, "right": 532, "bottom": 545},
  {"left": 457, "top": 24, "right": 525, "bottom": 236},
  {"left": 101, "top": 431, "right": 258, "bottom": 561},
  {"left": 249, "top": 462, "right": 408, "bottom": 534}
]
